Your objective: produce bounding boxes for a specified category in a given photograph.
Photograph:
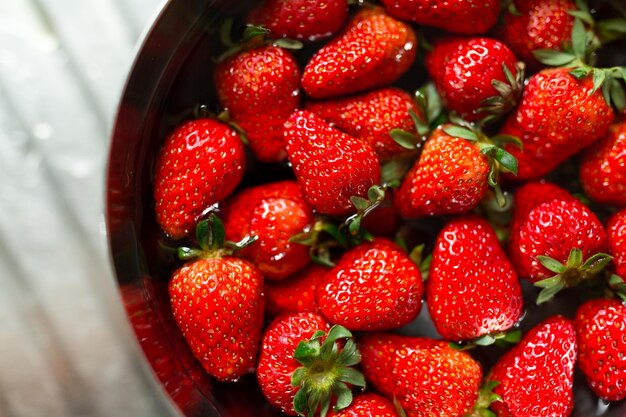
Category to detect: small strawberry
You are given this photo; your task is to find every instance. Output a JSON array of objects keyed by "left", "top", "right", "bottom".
[
  {"left": 327, "top": 393, "right": 399, "bottom": 417},
  {"left": 214, "top": 28, "right": 301, "bottom": 162},
  {"left": 487, "top": 316, "right": 577, "bottom": 417},
  {"left": 510, "top": 181, "right": 576, "bottom": 233},
  {"left": 380, "top": 0, "right": 500, "bottom": 35},
  {"left": 153, "top": 118, "right": 246, "bottom": 239},
  {"left": 306, "top": 88, "right": 419, "bottom": 161},
  {"left": 509, "top": 198, "right": 611, "bottom": 303},
  {"left": 284, "top": 110, "right": 381, "bottom": 216},
  {"left": 247, "top": 0, "right": 349, "bottom": 42},
  {"left": 316, "top": 238, "right": 423, "bottom": 330},
  {"left": 168, "top": 215, "right": 264, "bottom": 381},
  {"left": 575, "top": 298, "right": 626, "bottom": 401},
  {"left": 256, "top": 313, "right": 366, "bottom": 417},
  {"left": 425, "top": 37, "right": 523, "bottom": 122},
  {"left": 222, "top": 180, "right": 314, "bottom": 280},
  {"left": 301, "top": 7, "right": 417, "bottom": 99},
  {"left": 608, "top": 209, "right": 626, "bottom": 279},
  {"left": 265, "top": 264, "right": 328, "bottom": 317},
  {"left": 427, "top": 216, "right": 524, "bottom": 343},
  {"left": 580, "top": 119, "right": 626, "bottom": 206}
]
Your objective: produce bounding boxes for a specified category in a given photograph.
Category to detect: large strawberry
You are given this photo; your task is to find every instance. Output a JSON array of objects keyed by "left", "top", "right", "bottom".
[
  {"left": 256, "top": 313, "right": 366, "bottom": 417},
  {"left": 316, "top": 238, "right": 423, "bottom": 330},
  {"left": 425, "top": 37, "right": 523, "bottom": 122},
  {"left": 215, "top": 35, "right": 300, "bottom": 162},
  {"left": 301, "top": 7, "right": 417, "bottom": 99},
  {"left": 168, "top": 215, "right": 264, "bottom": 381},
  {"left": 487, "top": 316, "right": 577, "bottom": 417},
  {"left": 284, "top": 110, "right": 380, "bottom": 216},
  {"left": 327, "top": 393, "right": 399, "bottom": 417},
  {"left": 265, "top": 264, "right": 328, "bottom": 317},
  {"left": 608, "top": 209, "right": 626, "bottom": 279},
  {"left": 427, "top": 216, "right": 523, "bottom": 342},
  {"left": 306, "top": 88, "right": 418, "bottom": 161},
  {"left": 580, "top": 119, "right": 626, "bottom": 206},
  {"left": 509, "top": 198, "right": 611, "bottom": 303},
  {"left": 380, "top": 0, "right": 500, "bottom": 35},
  {"left": 221, "top": 180, "right": 313, "bottom": 280},
  {"left": 247, "top": 0, "right": 349, "bottom": 42},
  {"left": 154, "top": 119, "right": 245, "bottom": 239},
  {"left": 510, "top": 181, "right": 576, "bottom": 232},
  {"left": 500, "top": 68, "right": 614, "bottom": 180},
  {"left": 575, "top": 298, "right": 626, "bottom": 401}
]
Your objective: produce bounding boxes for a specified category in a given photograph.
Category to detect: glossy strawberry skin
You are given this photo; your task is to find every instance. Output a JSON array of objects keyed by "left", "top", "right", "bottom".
[
  {"left": 488, "top": 316, "right": 577, "bottom": 417},
  {"left": 306, "top": 88, "right": 418, "bottom": 161},
  {"left": 316, "top": 238, "right": 423, "bottom": 330},
  {"left": 608, "top": 209, "right": 626, "bottom": 279},
  {"left": 327, "top": 393, "right": 399, "bottom": 417},
  {"left": 510, "top": 181, "right": 575, "bottom": 232},
  {"left": 426, "top": 37, "right": 519, "bottom": 121},
  {"left": 215, "top": 45, "right": 300, "bottom": 162},
  {"left": 265, "top": 264, "right": 327, "bottom": 317},
  {"left": 575, "top": 298, "right": 626, "bottom": 401},
  {"left": 359, "top": 332, "right": 407, "bottom": 398},
  {"left": 222, "top": 181, "right": 313, "bottom": 280},
  {"left": 301, "top": 7, "right": 417, "bottom": 99},
  {"left": 285, "top": 110, "right": 381, "bottom": 216},
  {"left": 380, "top": 0, "right": 500, "bottom": 35},
  {"left": 427, "top": 216, "right": 523, "bottom": 341},
  {"left": 256, "top": 312, "right": 331, "bottom": 416},
  {"left": 509, "top": 198, "right": 607, "bottom": 283},
  {"left": 154, "top": 119, "right": 246, "bottom": 239},
  {"left": 580, "top": 120, "right": 626, "bottom": 206},
  {"left": 501, "top": 68, "right": 614, "bottom": 180},
  {"left": 247, "top": 0, "right": 349, "bottom": 42},
  {"left": 168, "top": 257, "right": 264, "bottom": 382},
  {"left": 394, "top": 125, "right": 489, "bottom": 219}
]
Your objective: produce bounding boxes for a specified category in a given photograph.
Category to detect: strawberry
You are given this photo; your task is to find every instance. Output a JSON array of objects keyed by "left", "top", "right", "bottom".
[
  {"left": 168, "top": 215, "right": 264, "bottom": 381},
  {"left": 256, "top": 313, "right": 366, "bottom": 417},
  {"left": 301, "top": 7, "right": 417, "bottom": 99},
  {"left": 153, "top": 119, "right": 246, "bottom": 239},
  {"left": 608, "top": 209, "right": 626, "bottom": 279},
  {"left": 327, "top": 393, "right": 399, "bottom": 417},
  {"left": 510, "top": 181, "right": 576, "bottom": 233},
  {"left": 425, "top": 37, "right": 523, "bottom": 122},
  {"left": 358, "top": 332, "right": 406, "bottom": 398},
  {"left": 265, "top": 264, "right": 328, "bottom": 317},
  {"left": 575, "top": 298, "right": 626, "bottom": 401},
  {"left": 247, "top": 0, "right": 349, "bottom": 42},
  {"left": 500, "top": 68, "right": 614, "bottom": 180},
  {"left": 580, "top": 119, "right": 626, "bottom": 206},
  {"left": 487, "top": 316, "right": 577, "bottom": 417},
  {"left": 215, "top": 41, "right": 300, "bottom": 162},
  {"left": 284, "top": 110, "right": 381, "bottom": 216},
  {"left": 306, "top": 88, "right": 418, "bottom": 161},
  {"left": 380, "top": 0, "right": 500, "bottom": 35},
  {"left": 427, "top": 216, "right": 524, "bottom": 342},
  {"left": 222, "top": 180, "right": 313, "bottom": 280},
  {"left": 315, "top": 238, "right": 423, "bottom": 330},
  {"left": 509, "top": 198, "right": 611, "bottom": 303}
]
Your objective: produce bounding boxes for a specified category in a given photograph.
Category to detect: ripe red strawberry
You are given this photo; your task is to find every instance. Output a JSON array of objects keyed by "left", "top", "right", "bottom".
[
  {"left": 265, "top": 264, "right": 328, "bottom": 317},
  {"left": 358, "top": 332, "right": 407, "bottom": 398},
  {"left": 153, "top": 119, "right": 246, "bottom": 239},
  {"left": 510, "top": 181, "right": 576, "bottom": 232},
  {"left": 256, "top": 313, "right": 365, "bottom": 416},
  {"left": 487, "top": 316, "right": 577, "bottom": 417},
  {"left": 380, "top": 0, "right": 500, "bottom": 35},
  {"left": 247, "top": 0, "right": 349, "bottom": 42},
  {"left": 327, "top": 393, "right": 399, "bottom": 417},
  {"left": 316, "top": 238, "right": 423, "bottom": 330},
  {"left": 168, "top": 215, "right": 264, "bottom": 381},
  {"left": 425, "top": 37, "right": 522, "bottom": 122},
  {"left": 509, "top": 198, "right": 610, "bottom": 303},
  {"left": 608, "top": 209, "right": 626, "bottom": 279},
  {"left": 575, "top": 298, "right": 626, "bottom": 401},
  {"left": 222, "top": 180, "right": 313, "bottom": 280},
  {"left": 301, "top": 7, "right": 417, "bottom": 99},
  {"left": 427, "top": 216, "right": 523, "bottom": 342},
  {"left": 500, "top": 68, "right": 614, "bottom": 180},
  {"left": 580, "top": 119, "right": 626, "bottom": 206},
  {"left": 498, "top": 0, "right": 576, "bottom": 72},
  {"left": 306, "top": 88, "right": 418, "bottom": 161},
  {"left": 215, "top": 44, "right": 300, "bottom": 162},
  {"left": 284, "top": 110, "right": 381, "bottom": 216}
]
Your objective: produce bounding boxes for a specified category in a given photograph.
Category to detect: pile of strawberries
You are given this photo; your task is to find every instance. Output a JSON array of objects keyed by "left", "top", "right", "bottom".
[{"left": 149, "top": 0, "right": 626, "bottom": 416}]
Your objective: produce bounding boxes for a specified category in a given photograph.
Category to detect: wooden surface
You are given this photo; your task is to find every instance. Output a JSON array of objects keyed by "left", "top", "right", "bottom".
[{"left": 0, "top": 1, "right": 179, "bottom": 416}]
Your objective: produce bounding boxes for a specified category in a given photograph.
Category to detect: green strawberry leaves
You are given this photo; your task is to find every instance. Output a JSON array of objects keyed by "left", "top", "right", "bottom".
[
  {"left": 449, "top": 329, "right": 522, "bottom": 351},
  {"left": 466, "top": 381, "right": 502, "bottom": 417},
  {"left": 478, "top": 62, "right": 525, "bottom": 124},
  {"left": 344, "top": 183, "right": 398, "bottom": 239}
]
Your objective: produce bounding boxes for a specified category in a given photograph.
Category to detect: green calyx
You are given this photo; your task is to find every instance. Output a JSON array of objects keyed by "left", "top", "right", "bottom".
[
  {"left": 449, "top": 329, "right": 522, "bottom": 351},
  {"left": 344, "top": 183, "right": 398, "bottom": 240},
  {"left": 291, "top": 325, "right": 366, "bottom": 417},
  {"left": 178, "top": 214, "right": 257, "bottom": 261},
  {"left": 478, "top": 61, "right": 525, "bottom": 124},
  {"left": 290, "top": 219, "right": 349, "bottom": 267},
  {"left": 608, "top": 274, "right": 626, "bottom": 302},
  {"left": 407, "top": 244, "right": 432, "bottom": 281},
  {"left": 465, "top": 381, "right": 502, "bottom": 417},
  {"left": 534, "top": 248, "right": 614, "bottom": 304}
]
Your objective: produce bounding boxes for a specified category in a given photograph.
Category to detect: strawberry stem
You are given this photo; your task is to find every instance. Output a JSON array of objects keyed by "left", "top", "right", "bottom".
[{"left": 466, "top": 380, "right": 502, "bottom": 417}]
